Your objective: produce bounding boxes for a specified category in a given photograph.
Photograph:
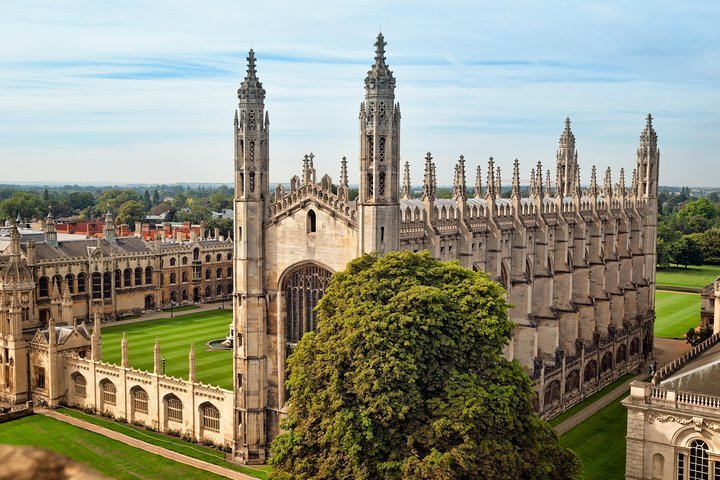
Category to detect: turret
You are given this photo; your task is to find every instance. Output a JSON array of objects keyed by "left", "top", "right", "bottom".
[
  {"left": 474, "top": 165, "right": 483, "bottom": 199},
  {"left": 104, "top": 211, "right": 116, "bottom": 244},
  {"left": 452, "top": 155, "right": 467, "bottom": 202},
  {"left": 358, "top": 33, "right": 401, "bottom": 254},
  {"left": 556, "top": 117, "right": 579, "bottom": 197},
  {"left": 636, "top": 114, "right": 659, "bottom": 199},
  {"left": 338, "top": 156, "right": 349, "bottom": 202},
  {"left": 45, "top": 211, "right": 58, "bottom": 248}
]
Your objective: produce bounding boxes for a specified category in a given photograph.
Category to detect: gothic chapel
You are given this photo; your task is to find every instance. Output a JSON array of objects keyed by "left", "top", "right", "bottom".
[{"left": 232, "top": 33, "right": 659, "bottom": 463}]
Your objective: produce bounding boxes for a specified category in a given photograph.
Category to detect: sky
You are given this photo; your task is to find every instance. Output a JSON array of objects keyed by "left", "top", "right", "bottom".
[{"left": 1, "top": 1, "right": 718, "bottom": 187}]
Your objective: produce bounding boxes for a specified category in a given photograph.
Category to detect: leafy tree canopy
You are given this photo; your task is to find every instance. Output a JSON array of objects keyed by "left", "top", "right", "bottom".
[
  {"left": 0, "top": 191, "right": 46, "bottom": 220},
  {"left": 270, "top": 251, "right": 581, "bottom": 480},
  {"left": 116, "top": 200, "right": 145, "bottom": 227}
]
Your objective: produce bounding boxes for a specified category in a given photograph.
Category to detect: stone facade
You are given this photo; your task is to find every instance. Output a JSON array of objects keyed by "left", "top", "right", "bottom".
[
  {"left": 624, "top": 327, "right": 720, "bottom": 479},
  {"left": 232, "top": 33, "right": 660, "bottom": 462},
  {"left": 0, "top": 212, "right": 233, "bottom": 327}
]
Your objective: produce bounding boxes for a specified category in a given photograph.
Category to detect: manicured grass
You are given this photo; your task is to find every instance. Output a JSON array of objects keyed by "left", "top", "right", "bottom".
[
  {"left": 560, "top": 393, "right": 629, "bottom": 480},
  {"left": 58, "top": 408, "right": 270, "bottom": 479},
  {"left": 0, "top": 415, "right": 224, "bottom": 480},
  {"left": 549, "top": 373, "right": 634, "bottom": 427},
  {"left": 654, "top": 291, "right": 701, "bottom": 338},
  {"left": 163, "top": 304, "right": 200, "bottom": 312},
  {"left": 101, "top": 310, "right": 233, "bottom": 389},
  {"left": 656, "top": 265, "right": 720, "bottom": 289}
]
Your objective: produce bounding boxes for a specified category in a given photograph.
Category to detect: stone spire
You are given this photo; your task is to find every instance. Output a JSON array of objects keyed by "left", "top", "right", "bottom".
[
  {"left": 574, "top": 166, "right": 582, "bottom": 198},
  {"left": 340, "top": 156, "right": 349, "bottom": 188},
  {"left": 474, "top": 165, "right": 483, "bottom": 199},
  {"left": 402, "top": 161, "right": 411, "bottom": 199},
  {"left": 188, "top": 343, "right": 196, "bottom": 383},
  {"left": 50, "top": 278, "right": 61, "bottom": 323},
  {"left": 486, "top": 157, "right": 496, "bottom": 198},
  {"left": 631, "top": 168, "right": 638, "bottom": 197},
  {"left": 590, "top": 165, "right": 598, "bottom": 197},
  {"left": 238, "top": 49, "right": 266, "bottom": 106},
  {"left": 495, "top": 166, "right": 502, "bottom": 198},
  {"left": 62, "top": 280, "right": 73, "bottom": 326},
  {"left": 45, "top": 211, "right": 58, "bottom": 248},
  {"left": 511, "top": 159, "right": 520, "bottom": 198},
  {"left": 556, "top": 117, "right": 579, "bottom": 197},
  {"left": 536, "top": 161, "right": 544, "bottom": 197},
  {"left": 422, "top": 153, "right": 434, "bottom": 200},
  {"left": 153, "top": 337, "right": 161, "bottom": 374},
  {"left": 529, "top": 168, "right": 537, "bottom": 197},
  {"left": 338, "top": 156, "right": 349, "bottom": 202},
  {"left": 364, "top": 32, "right": 396, "bottom": 98},
  {"left": 104, "top": 211, "right": 116, "bottom": 244},
  {"left": 47, "top": 308, "right": 56, "bottom": 347},
  {"left": 618, "top": 168, "right": 626, "bottom": 198},
  {"left": 545, "top": 169, "right": 552, "bottom": 197},
  {"left": 452, "top": 155, "right": 467, "bottom": 201},
  {"left": 121, "top": 332, "right": 128, "bottom": 367},
  {"left": 91, "top": 310, "right": 102, "bottom": 361},
  {"left": 603, "top": 167, "right": 613, "bottom": 197},
  {"left": 636, "top": 113, "right": 659, "bottom": 199}
]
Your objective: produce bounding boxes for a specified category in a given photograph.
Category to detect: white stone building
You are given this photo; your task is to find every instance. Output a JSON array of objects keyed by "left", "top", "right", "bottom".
[{"left": 232, "top": 33, "right": 660, "bottom": 462}]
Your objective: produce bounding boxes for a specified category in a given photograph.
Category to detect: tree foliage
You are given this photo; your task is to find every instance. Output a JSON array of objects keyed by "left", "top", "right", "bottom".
[
  {"left": 0, "top": 192, "right": 46, "bottom": 220},
  {"left": 116, "top": 200, "right": 145, "bottom": 227},
  {"left": 269, "top": 251, "right": 581, "bottom": 480}
]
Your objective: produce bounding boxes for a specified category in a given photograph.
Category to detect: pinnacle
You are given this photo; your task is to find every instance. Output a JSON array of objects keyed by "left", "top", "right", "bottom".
[{"left": 374, "top": 32, "right": 387, "bottom": 66}]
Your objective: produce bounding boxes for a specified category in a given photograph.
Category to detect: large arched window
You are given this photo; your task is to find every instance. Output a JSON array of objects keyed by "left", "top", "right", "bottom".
[
  {"left": 131, "top": 386, "right": 148, "bottom": 415},
  {"left": 283, "top": 263, "right": 332, "bottom": 347},
  {"left": 134, "top": 267, "right": 143, "bottom": 285},
  {"left": 630, "top": 337, "right": 640, "bottom": 356},
  {"left": 114, "top": 269, "right": 122, "bottom": 288},
  {"left": 584, "top": 360, "right": 597, "bottom": 383},
  {"left": 544, "top": 380, "right": 560, "bottom": 407},
  {"left": 565, "top": 370, "right": 580, "bottom": 393},
  {"left": 145, "top": 266, "right": 153, "bottom": 284},
  {"left": 200, "top": 403, "right": 220, "bottom": 433},
  {"left": 77, "top": 273, "right": 86, "bottom": 293},
  {"left": 616, "top": 344, "right": 627, "bottom": 364},
  {"left": 123, "top": 268, "right": 132, "bottom": 287},
  {"left": 170, "top": 272, "right": 176, "bottom": 284},
  {"left": 72, "top": 372, "right": 86, "bottom": 398},
  {"left": 100, "top": 379, "right": 117, "bottom": 405},
  {"left": 170, "top": 257, "right": 176, "bottom": 267},
  {"left": 165, "top": 394, "right": 183, "bottom": 423},
  {"left": 600, "top": 351, "right": 613, "bottom": 373},
  {"left": 688, "top": 439, "right": 709, "bottom": 480}
]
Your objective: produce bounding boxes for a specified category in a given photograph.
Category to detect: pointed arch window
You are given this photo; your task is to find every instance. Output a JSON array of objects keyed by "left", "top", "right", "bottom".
[
  {"left": 307, "top": 210, "right": 317, "bottom": 234},
  {"left": 379, "top": 136, "right": 386, "bottom": 162}
]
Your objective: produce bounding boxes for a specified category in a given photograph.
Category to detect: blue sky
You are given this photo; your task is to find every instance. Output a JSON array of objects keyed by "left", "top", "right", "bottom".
[{"left": 1, "top": 1, "right": 718, "bottom": 187}]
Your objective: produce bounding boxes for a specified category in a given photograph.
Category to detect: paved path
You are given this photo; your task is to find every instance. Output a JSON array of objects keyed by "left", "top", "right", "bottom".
[
  {"left": 554, "top": 337, "right": 692, "bottom": 435},
  {"left": 38, "top": 408, "right": 258, "bottom": 480}
]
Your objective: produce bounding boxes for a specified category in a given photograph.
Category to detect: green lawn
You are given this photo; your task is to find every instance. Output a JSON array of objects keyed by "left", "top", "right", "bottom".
[
  {"left": 654, "top": 291, "right": 701, "bottom": 338},
  {"left": 0, "top": 415, "right": 224, "bottom": 480},
  {"left": 58, "top": 408, "right": 270, "bottom": 479},
  {"left": 560, "top": 394, "right": 629, "bottom": 480},
  {"left": 549, "top": 374, "right": 634, "bottom": 427},
  {"left": 101, "top": 310, "right": 233, "bottom": 389},
  {"left": 656, "top": 265, "right": 720, "bottom": 289}
]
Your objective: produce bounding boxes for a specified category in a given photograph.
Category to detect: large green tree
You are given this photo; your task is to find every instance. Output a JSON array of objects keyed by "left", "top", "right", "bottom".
[
  {"left": 0, "top": 191, "right": 46, "bottom": 220},
  {"left": 116, "top": 200, "right": 145, "bottom": 227},
  {"left": 270, "top": 251, "right": 581, "bottom": 480}
]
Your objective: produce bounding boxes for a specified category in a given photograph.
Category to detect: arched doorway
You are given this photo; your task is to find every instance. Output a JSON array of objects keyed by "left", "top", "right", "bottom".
[{"left": 193, "top": 287, "right": 200, "bottom": 303}]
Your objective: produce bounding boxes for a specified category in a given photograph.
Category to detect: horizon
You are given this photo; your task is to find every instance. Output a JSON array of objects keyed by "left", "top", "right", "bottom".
[{"left": 2, "top": 1, "right": 718, "bottom": 186}]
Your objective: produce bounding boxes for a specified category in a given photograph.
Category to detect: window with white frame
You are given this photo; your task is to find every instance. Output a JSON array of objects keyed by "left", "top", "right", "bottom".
[
  {"left": 132, "top": 387, "right": 148, "bottom": 414},
  {"left": 72, "top": 372, "right": 85, "bottom": 397},
  {"left": 201, "top": 403, "right": 220, "bottom": 432},
  {"left": 102, "top": 380, "right": 116, "bottom": 405},
  {"left": 166, "top": 395, "right": 183, "bottom": 423}
]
